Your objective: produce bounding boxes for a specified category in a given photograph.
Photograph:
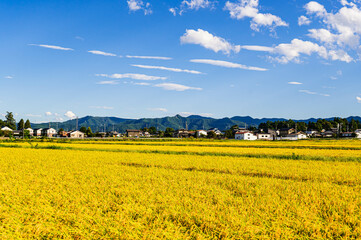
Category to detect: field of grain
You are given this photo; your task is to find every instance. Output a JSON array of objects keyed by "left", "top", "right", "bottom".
[{"left": 0, "top": 139, "right": 360, "bottom": 239}]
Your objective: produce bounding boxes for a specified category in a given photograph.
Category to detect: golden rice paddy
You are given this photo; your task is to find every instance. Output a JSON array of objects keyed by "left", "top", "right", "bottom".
[{"left": 0, "top": 139, "right": 360, "bottom": 239}]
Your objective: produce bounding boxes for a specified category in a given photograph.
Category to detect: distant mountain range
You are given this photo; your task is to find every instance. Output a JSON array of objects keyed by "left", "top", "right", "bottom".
[{"left": 31, "top": 115, "right": 361, "bottom": 132}]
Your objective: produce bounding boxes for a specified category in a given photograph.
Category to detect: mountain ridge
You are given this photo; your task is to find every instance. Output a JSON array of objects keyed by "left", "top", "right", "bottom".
[{"left": 30, "top": 115, "right": 361, "bottom": 132}]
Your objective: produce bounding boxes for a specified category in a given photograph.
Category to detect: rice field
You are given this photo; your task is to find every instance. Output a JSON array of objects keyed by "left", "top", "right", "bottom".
[{"left": 0, "top": 139, "right": 360, "bottom": 239}]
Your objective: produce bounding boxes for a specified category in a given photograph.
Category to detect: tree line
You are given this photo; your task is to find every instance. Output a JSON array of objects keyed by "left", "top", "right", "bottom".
[{"left": 258, "top": 118, "right": 361, "bottom": 132}]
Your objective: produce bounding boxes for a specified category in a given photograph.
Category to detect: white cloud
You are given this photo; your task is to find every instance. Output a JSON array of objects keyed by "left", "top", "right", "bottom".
[
  {"left": 97, "top": 80, "right": 119, "bottom": 85},
  {"left": 272, "top": 39, "right": 328, "bottom": 63},
  {"left": 240, "top": 45, "right": 274, "bottom": 52},
  {"left": 29, "top": 44, "right": 73, "bottom": 51},
  {"left": 224, "top": 0, "right": 288, "bottom": 31},
  {"left": 170, "top": 0, "right": 215, "bottom": 15},
  {"left": 169, "top": 8, "right": 177, "bottom": 16},
  {"left": 88, "top": 50, "right": 117, "bottom": 57},
  {"left": 357, "top": 96, "right": 361, "bottom": 103},
  {"left": 328, "top": 49, "right": 353, "bottom": 62},
  {"left": 133, "top": 82, "right": 151, "bottom": 86},
  {"left": 190, "top": 59, "right": 268, "bottom": 71},
  {"left": 180, "top": 29, "right": 241, "bottom": 54},
  {"left": 64, "top": 111, "right": 76, "bottom": 119},
  {"left": 126, "top": 55, "right": 172, "bottom": 60},
  {"left": 299, "top": 89, "right": 330, "bottom": 97},
  {"left": 127, "top": 0, "right": 152, "bottom": 15},
  {"left": 45, "top": 112, "right": 52, "bottom": 116},
  {"left": 148, "top": 108, "right": 168, "bottom": 112},
  {"left": 4, "top": 76, "right": 13, "bottom": 79},
  {"left": 298, "top": 15, "right": 311, "bottom": 26},
  {"left": 288, "top": 82, "right": 303, "bottom": 85},
  {"left": 305, "top": 1, "right": 326, "bottom": 16},
  {"left": 96, "top": 73, "right": 167, "bottom": 81},
  {"left": 90, "top": 106, "right": 114, "bottom": 110},
  {"left": 243, "top": 38, "right": 353, "bottom": 63},
  {"left": 132, "top": 64, "right": 202, "bottom": 74},
  {"left": 305, "top": 1, "right": 361, "bottom": 55},
  {"left": 154, "top": 83, "right": 202, "bottom": 91},
  {"left": 55, "top": 117, "right": 64, "bottom": 122}
]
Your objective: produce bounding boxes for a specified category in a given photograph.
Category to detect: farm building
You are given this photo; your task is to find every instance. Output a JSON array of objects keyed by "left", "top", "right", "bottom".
[{"left": 126, "top": 129, "right": 141, "bottom": 138}]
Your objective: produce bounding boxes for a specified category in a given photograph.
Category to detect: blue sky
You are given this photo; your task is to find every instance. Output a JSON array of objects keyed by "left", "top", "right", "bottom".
[{"left": 1, "top": 0, "right": 361, "bottom": 122}]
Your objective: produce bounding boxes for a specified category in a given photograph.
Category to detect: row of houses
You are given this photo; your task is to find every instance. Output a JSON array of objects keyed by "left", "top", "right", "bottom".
[
  {"left": 0, "top": 127, "right": 85, "bottom": 138},
  {"left": 235, "top": 127, "right": 361, "bottom": 141}
]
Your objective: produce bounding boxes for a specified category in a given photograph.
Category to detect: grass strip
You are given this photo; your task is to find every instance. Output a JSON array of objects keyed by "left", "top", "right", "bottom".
[{"left": 1, "top": 143, "right": 361, "bottom": 163}]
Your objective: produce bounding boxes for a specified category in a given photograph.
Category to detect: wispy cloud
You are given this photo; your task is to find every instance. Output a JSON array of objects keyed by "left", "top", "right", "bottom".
[
  {"left": 148, "top": 108, "right": 168, "bottom": 112},
  {"left": 357, "top": 96, "right": 361, "bottom": 103},
  {"left": 178, "top": 112, "right": 213, "bottom": 117},
  {"left": 132, "top": 82, "right": 151, "bottom": 86},
  {"left": 29, "top": 44, "right": 74, "bottom": 51},
  {"left": 180, "top": 29, "right": 240, "bottom": 54},
  {"left": 154, "top": 83, "right": 202, "bottom": 91},
  {"left": 132, "top": 64, "right": 202, "bottom": 74},
  {"left": 97, "top": 80, "right": 119, "bottom": 85},
  {"left": 90, "top": 106, "right": 114, "bottom": 110},
  {"left": 288, "top": 82, "right": 303, "bottom": 85},
  {"left": 88, "top": 50, "right": 117, "bottom": 57},
  {"left": 75, "top": 36, "right": 85, "bottom": 41},
  {"left": 241, "top": 45, "right": 274, "bottom": 52},
  {"left": 170, "top": 0, "right": 215, "bottom": 16},
  {"left": 45, "top": 112, "right": 52, "bottom": 116},
  {"left": 299, "top": 89, "right": 330, "bottom": 97},
  {"left": 25, "top": 114, "right": 42, "bottom": 118},
  {"left": 4, "top": 76, "right": 13, "bottom": 79},
  {"left": 126, "top": 55, "right": 172, "bottom": 60},
  {"left": 96, "top": 73, "right": 167, "bottom": 81},
  {"left": 190, "top": 59, "right": 268, "bottom": 71}
]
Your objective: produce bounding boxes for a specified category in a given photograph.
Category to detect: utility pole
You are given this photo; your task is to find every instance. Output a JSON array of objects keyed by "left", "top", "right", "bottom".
[{"left": 76, "top": 117, "right": 78, "bottom": 131}]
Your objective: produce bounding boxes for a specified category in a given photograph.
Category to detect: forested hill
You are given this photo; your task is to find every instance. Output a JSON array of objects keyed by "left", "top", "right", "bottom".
[{"left": 30, "top": 115, "right": 361, "bottom": 132}]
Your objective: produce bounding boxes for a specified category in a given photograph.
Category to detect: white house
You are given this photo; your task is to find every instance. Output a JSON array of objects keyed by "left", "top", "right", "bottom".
[
  {"left": 279, "top": 132, "right": 307, "bottom": 141},
  {"left": 235, "top": 131, "right": 257, "bottom": 141},
  {"left": 257, "top": 133, "right": 272, "bottom": 140},
  {"left": 196, "top": 130, "right": 207, "bottom": 138},
  {"left": 1, "top": 126, "right": 13, "bottom": 132},
  {"left": 305, "top": 130, "right": 318, "bottom": 137},
  {"left": 41, "top": 128, "right": 57, "bottom": 137},
  {"left": 33, "top": 128, "right": 43, "bottom": 137},
  {"left": 68, "top": 130, "right": 85, "bottom": 138}
]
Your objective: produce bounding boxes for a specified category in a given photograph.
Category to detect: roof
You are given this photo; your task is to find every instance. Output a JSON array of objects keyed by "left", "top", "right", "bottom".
[
  {"left": 235, "top": 131, "right": 251, "bottom": 134},
  {"left": 126, "top": 129, "right": 141, "bottom": 132}
]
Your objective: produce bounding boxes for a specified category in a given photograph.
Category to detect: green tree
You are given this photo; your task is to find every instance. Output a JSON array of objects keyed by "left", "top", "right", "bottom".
[
  {"left": 18, "top": 119, "right": 24, "bottom": 130},
  {"left": 86, "top": 127, "right": 93, "bottom": 137},
  {"left": 0, "top": 119, "right": 5, "bottom": 128},
  {"left": 24, "top": 119, "right": 31, "bottom": 129},
  {"left": 58, "top": 128, "right": 64, "bottom": 134},
  {"left": 224, "top": 129, "right": 234, "bottom": 139},
  {"left": 149, "top": 126, "right": 157, "bottom": 134},
  {"left": 5, "top": 112, "right": 16, "bottom": 130},
  {"left": 79, "top": 126, "right": 87, "bottom": 133},
  {"left": 164, "top": 128, "right": 174, "bottom": 137},
  {"left": 207, "top": 131, "right": 217, "bottom": 139},
  {"left": 23, "top": 130, "right": 31, "bottom": 139}
]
